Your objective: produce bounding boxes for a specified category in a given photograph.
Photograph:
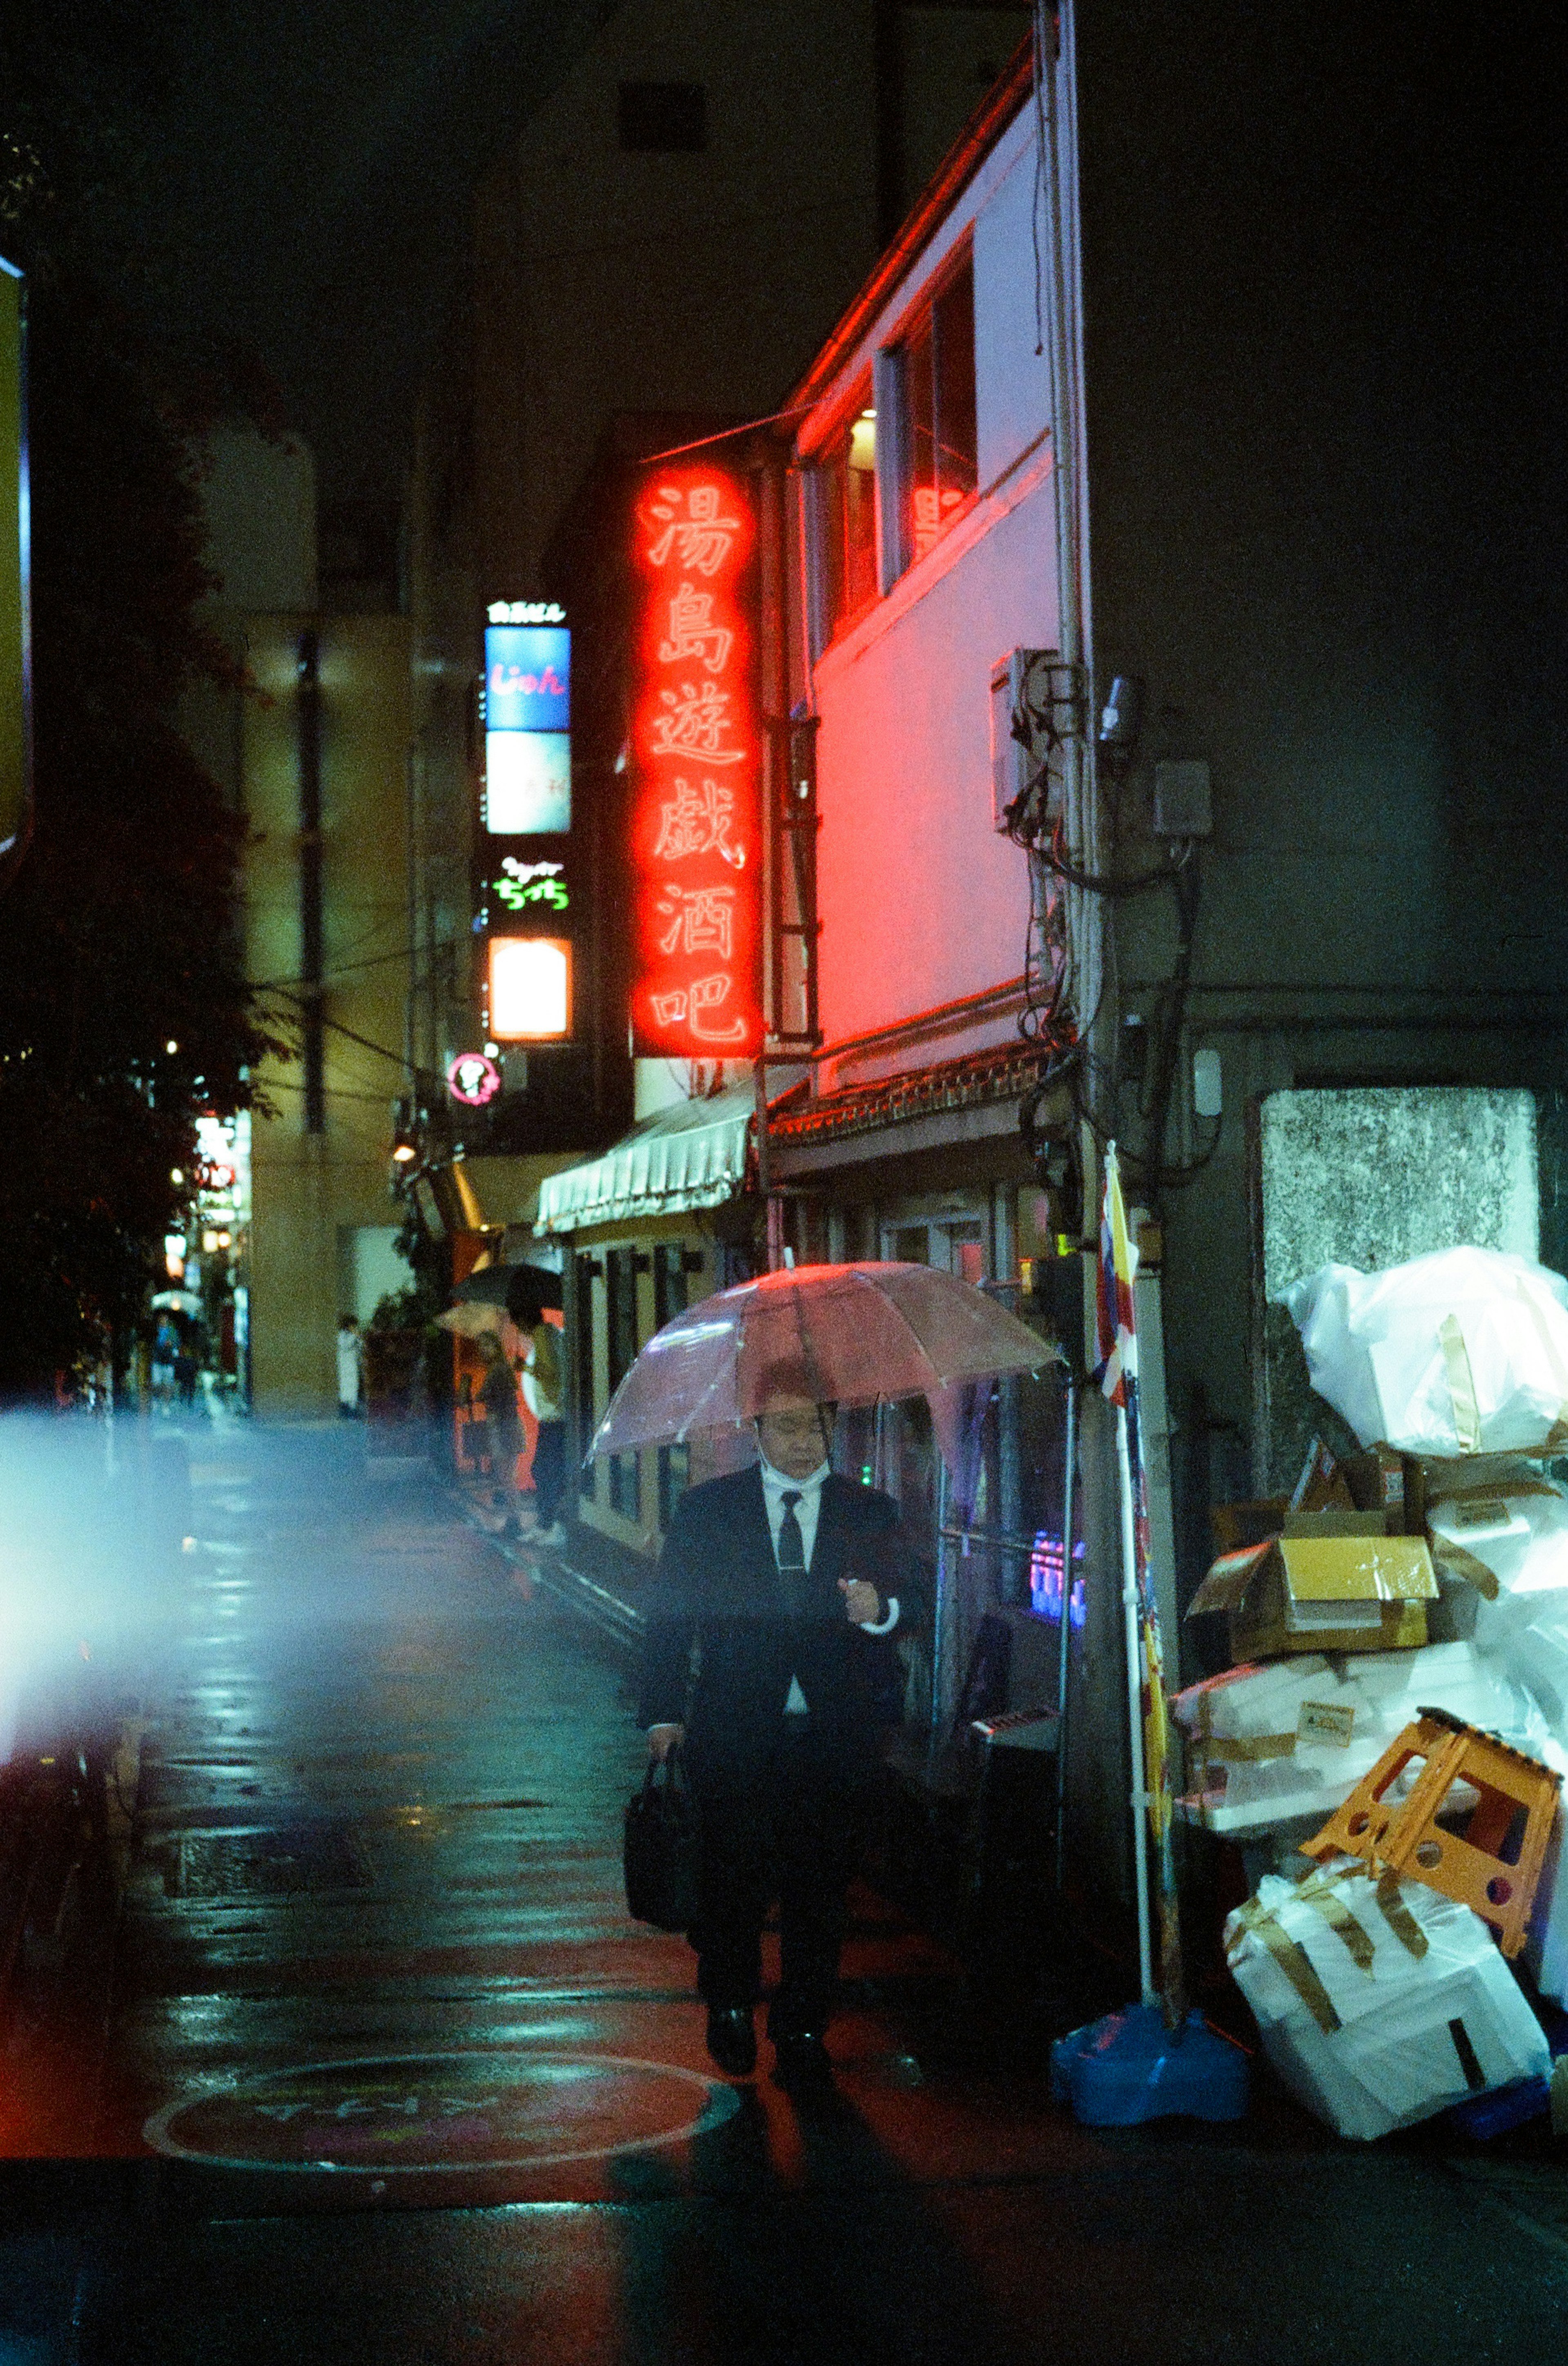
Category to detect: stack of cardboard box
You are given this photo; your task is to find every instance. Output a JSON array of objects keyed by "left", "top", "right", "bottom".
[{"left": 1177, "top": 1262, "right": 1568, "bottom": 2137}]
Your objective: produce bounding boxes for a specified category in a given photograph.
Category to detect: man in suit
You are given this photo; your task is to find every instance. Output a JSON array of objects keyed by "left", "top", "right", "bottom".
[{"left": 639, "top": 1361, "right": 913, "bottom": 2087}]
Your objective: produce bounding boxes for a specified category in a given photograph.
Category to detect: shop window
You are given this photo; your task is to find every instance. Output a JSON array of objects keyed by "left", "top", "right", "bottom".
[
  {"left": 606, "top": 1248, "right": 641, "bottom": 1519},
  {"left": 654, "top": 1245, "right": 692, "bottom": 1530},
  {"left": 574, "top": 1254, "right": 599, "bottom": 1499},
  {"left": 892, "top": 250, "right": 977, "bottom": 573},
  {"left": 815, "top": 381, "right": 878, "bottom": 642}
]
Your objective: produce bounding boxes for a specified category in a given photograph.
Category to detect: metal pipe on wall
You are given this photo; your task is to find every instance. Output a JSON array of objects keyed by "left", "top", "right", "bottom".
[
  {"left": 1055, "top": 1372, "right": 1077, "bottom": 1890},
  {"left": 296, "top": 627, "right": 324, "bottom": 1134}
]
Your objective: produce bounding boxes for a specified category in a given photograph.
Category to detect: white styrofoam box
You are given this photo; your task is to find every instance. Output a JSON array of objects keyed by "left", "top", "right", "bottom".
[
  {"left": 1495, "top": 1622, "right": 1568, "bottom": 1735},
  {"left": 1524, "top": 1781, "right": 1568, "bottom": 2007},
  {"left": 1225, "top": 1864, "right": 1549, "bottom": 2141},
  {"left": 1459, "top": 1487, "right": 1568, "bottom": 1648},
  {"left": 1174, "top": 1642, "right": 1546, "bottom": 1840},
  {"left": 1279, "top": 1248, "right": 1568, "bottom": 1457}
]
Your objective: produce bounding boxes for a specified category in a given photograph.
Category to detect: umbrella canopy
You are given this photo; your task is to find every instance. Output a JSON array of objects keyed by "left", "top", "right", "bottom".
[
  {"left": 150, "top": 1289, "right": 202, "bottom": 1316},
  {"left": 456, "top": 1261, "right": 563, "bottom": 1314},
  {"left": 589, "top": 1261, "right": 1052, "bottom": 1457},
  {"left": 435, "top": 1299, "right": 507, "bottom": 1340}
]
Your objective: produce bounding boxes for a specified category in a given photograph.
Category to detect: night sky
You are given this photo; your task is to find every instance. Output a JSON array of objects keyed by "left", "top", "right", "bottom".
[{"left": 107, "top": 0, "right": 613, "bottom": 500}]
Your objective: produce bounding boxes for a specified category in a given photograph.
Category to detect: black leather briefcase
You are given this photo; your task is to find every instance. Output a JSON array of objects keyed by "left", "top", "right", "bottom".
[{"left": 623, "top": 1748, "right": 700, "bottom": 1931}]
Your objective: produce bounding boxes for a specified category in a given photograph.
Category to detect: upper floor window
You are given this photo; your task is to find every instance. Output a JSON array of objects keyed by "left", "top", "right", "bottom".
[
  {"left": 896, "top": 250, "right": 977, "bottom": 568},
  {"left": 817, "top": 382, "right": 878, "bottom": 641}
]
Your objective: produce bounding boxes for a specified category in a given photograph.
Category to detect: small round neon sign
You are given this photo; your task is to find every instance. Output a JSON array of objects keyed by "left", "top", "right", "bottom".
[{"left": 447, "top": 1053, "right": 502, "bottom": 1108}]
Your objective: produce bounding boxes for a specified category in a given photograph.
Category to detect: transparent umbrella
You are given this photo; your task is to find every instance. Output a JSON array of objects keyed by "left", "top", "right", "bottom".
[
  {"left": 435, "top": 1300, "right": 508, "bottom": 1340},
  {"left": 588, "top": 1261, "right": 1051, "bottom": 1456}
]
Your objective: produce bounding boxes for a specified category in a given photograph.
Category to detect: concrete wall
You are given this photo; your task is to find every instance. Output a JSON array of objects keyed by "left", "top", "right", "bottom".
[
  {"left": 473, "top": 0, "right": 883, "bottom": 591},
  {"left": 1062, "top": 0, "right": 1568, "bottom": 1628}
]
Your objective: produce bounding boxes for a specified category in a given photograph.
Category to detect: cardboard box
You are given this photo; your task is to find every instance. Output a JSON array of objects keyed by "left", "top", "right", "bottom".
[
  {"left": 1339, "top": 1443, "right": 1423, "bottom": 1533},
  {"left": 1225, "top": 1863, "right": 1550, "bottom": 2141},
  {"left": 1290, "top": 1436, "right": 1357, "bottom": 1515},
  {"left": 1210, "top": 1496, "right": 1290, "bottom": 1554},
  {"left": 1187, "top": 1530, "right": 1437, "bottom": 1661}
]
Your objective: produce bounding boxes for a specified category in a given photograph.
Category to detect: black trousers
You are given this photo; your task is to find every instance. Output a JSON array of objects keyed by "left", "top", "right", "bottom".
[
  {"left": 690, "top": 1720, "right": 866, "bottom": 2036},
  {"left": 532, "top": 1419, "right": 567, "bottom": 1526}
]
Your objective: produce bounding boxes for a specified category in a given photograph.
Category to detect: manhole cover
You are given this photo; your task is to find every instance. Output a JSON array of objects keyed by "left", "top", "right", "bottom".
[
  {"left": 143, "top": 2053, "right": 738, "bottom": 2173},
  {"left": 167, "top": 1824, "right": 371, "bottom": 1899}
]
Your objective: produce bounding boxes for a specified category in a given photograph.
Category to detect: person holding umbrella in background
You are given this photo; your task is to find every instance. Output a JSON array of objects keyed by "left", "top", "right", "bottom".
[
  {"left": 639, "top": 1358, "right": 917, "bottom": 2089},
  {"left": 477, "top": 1331, "right": 525, "bottom": 1539},
  {"left": 509, "top": 1274, "right": 567, "bottom": 1550}
]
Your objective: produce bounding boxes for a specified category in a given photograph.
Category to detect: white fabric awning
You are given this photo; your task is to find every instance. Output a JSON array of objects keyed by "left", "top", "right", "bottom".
[{"left": 534, "top": 1086, "right": 753, "bottom": 1236}]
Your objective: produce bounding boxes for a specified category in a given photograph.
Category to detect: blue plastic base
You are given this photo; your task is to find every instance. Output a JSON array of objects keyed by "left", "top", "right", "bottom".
[
  {"left": 1441, "top": 2073, "right": 1549, "bottom": 2141},
  {"left": 1051, "top": 2003, "right": 1250, "bottom": 2126}
]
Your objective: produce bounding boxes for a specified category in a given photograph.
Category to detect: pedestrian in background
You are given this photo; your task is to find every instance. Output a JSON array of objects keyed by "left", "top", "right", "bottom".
[
  {"left": 478, "top": 1330, "right": 524, "bottom": 1539},
  {"left": 513, "top": 1281, "right": 567, "bottom": 1549},
  {"left": 151, "top": 1316, "right": 178, "bottom": 1410},
  {"left": 639, "top": 1359, "right": 915, "bottom": 2090},
  {"left": 336, "top": 1315, "right": 363, "bottom": 1417}
]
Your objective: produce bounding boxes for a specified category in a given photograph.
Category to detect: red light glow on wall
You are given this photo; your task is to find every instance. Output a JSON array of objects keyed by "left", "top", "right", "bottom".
[{"left": 629, "top": 466, "right": 762, "bottom": 1057}]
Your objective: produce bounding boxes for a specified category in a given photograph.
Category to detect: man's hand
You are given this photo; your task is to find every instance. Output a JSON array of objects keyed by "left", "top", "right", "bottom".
[
  {"left": 647, "top": 1722, "right": 686, "bottom": 1762},
  {"left": 839, "top": 1578, "right": 881, "bottom": 1626}
]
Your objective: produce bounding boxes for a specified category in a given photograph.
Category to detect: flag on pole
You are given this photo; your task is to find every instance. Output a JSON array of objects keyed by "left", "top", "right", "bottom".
[{"left": 1096, "top": 1143, "right": 1186, "bottom": 2028}]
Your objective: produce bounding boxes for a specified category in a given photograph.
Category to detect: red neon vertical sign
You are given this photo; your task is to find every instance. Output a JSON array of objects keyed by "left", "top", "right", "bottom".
[{"left": 630, "top": 466, "right": 762, "bottom": 1057}]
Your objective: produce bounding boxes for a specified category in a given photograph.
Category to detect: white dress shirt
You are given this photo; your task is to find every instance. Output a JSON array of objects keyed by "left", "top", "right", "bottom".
[{"left": 757, "top": 1454, "right": 899, "bottom": 1713}]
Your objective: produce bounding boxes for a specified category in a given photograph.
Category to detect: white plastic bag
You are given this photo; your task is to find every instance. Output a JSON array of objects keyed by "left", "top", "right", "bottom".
[{"left": 1280, "top": 1248, "right": 1568, "bottom": 1457}]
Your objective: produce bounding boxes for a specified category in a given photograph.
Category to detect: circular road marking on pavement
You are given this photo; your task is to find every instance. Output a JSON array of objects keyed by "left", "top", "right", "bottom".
[{"left": 143, "top": 2052, "right": 740, "bottom": 2175}]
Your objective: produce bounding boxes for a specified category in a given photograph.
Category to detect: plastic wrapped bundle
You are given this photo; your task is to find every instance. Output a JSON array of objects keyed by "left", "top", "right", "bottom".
[
  {"left": 1441, "top": 1484, "right": 1568, "bottom": 1650},
  {"left": 1175, "top": 1642, "right": 1548, "bottom": 1841},
  {"left": 1225, "top": 1862, "right": 1548, "bottom": 2141},
  {"left": 1279, "top": 1248, "right": 1568, "bottom": 1458}
]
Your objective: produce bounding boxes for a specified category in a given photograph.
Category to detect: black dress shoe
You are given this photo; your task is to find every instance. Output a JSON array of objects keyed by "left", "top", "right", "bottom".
[
  {"left": 772, "top": 2031, "right": 832, "bottom": 2090},
  {"left": 706, "top": 2005, "right": 757, "bottom": 2078}
]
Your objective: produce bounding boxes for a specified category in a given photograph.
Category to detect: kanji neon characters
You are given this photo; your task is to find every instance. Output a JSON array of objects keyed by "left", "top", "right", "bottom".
[
  {"left": 645, "top": 483, "right": 742, "bottom": 575},
  {"left": 652, "top": 778, "right": 746, "bottom": 868},
  {"left": 649, "top": 680, "right": 746, "bottom": 763},
  {"left": 630, "top": 464, "right": 760, "bottom": 1057},
  {"left": 654, "top": 883, "right": 737, "bottom": 959},
  {"left": 648, "top": 973, "right": 749, "bottom": 1044},
  {"left": 658, "top": 583, "right": 733, "bottom": 675}
]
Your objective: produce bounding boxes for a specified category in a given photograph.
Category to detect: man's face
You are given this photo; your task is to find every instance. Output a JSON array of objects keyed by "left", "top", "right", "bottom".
[{"left": 756, "top": 1394, "right": 831, "bottom": 1480}]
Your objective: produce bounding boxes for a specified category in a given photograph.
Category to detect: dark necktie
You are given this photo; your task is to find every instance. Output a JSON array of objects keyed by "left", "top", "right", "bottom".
[{"left": 777, "top": 1489, "right": 807, "bottom": 1619}]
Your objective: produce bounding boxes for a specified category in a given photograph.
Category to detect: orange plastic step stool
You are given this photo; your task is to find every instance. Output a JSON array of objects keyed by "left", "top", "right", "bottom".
[{"left": 1302, "top": 1707, "right": 1561, "bottom": 1958}]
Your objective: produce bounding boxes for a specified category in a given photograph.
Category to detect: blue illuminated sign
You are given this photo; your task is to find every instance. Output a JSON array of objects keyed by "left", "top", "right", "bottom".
[{"left": 484, "top": 625, "right": 570, "bottom": 734}]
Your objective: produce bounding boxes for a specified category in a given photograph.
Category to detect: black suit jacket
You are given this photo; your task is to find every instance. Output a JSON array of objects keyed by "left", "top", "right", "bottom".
[{"left": 637, "top": 1465, "right": 914, "bottom": 1782}]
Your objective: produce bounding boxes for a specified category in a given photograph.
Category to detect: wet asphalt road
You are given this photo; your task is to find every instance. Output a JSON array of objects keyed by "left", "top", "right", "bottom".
[{"left": 3, "top": 1423, "right": 1568, "bottom": 2362}]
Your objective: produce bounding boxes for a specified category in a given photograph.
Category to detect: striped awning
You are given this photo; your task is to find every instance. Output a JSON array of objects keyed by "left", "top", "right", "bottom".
[{"left": 534, "top": 1087, "right": 753, "bottom": 1235}]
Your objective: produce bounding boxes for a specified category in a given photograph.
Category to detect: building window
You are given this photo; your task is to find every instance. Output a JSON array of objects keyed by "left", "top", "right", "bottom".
[
  {"left": 618, "top": 82, "right": 707, "bottom": 153},
  {"left": 894, "top": 250, "right": 977, "bottom": 571},
  {"left": 605, "top": 1248, "right": 641, "bottom": 1519},
  {"left": 815, "top": 382, "right": 878, "bottom": 642}
]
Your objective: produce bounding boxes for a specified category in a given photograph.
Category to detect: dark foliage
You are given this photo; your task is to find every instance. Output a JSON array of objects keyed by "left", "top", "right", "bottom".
[{"left": 0, "top": 7, "right": 285, "bottom": 1396}]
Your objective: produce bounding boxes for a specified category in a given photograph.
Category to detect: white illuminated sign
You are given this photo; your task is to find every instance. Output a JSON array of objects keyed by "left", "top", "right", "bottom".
[
  {"left": 488, "top": 937, "right": 571, "bottom": 1040},
  {"left": 487, "top": 600, "right": 565, "bottom": 624},
  {"left": 485, "top": 730, "right": 570, "bottom": 834}
]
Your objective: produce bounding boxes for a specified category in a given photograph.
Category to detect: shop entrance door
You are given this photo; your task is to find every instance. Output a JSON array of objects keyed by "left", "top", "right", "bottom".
[{"left": 882, "top": 1216, "right": 986, "bottom": 1282}]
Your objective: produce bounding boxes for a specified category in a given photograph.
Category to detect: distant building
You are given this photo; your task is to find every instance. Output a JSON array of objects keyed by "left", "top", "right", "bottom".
[
  {"left": 403, "top": 0, "right": 1030, "bottom": 1202},
  {"left": 193, "top": 426, "right": 420, "bottom": 1415}
]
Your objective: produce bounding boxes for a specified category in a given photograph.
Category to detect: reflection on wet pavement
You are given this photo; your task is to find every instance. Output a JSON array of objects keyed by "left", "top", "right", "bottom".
[{"left": 5, "top": 1424, "right": 1568, "bottom": 2364}]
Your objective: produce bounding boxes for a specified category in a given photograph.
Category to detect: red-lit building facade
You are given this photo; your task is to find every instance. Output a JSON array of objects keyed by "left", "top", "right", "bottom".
[{"left": 493, "top": 7, "right": 1568, "bottom": 1912}]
